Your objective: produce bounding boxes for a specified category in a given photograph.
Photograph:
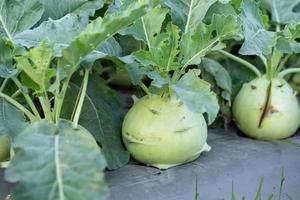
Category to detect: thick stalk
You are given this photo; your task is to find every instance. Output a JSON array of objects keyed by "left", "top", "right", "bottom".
[
  {"left": 0, "top": 92, "right": 36, "bottom": 122},
  {"left": 38, "top": 95, "right": 52, "bottom": 122},
  {"left": 72, "top": 69, "right": 89, "bottom": 127},
  {"left": 259, "top": 55, "right": 268, "bottom": 74},
  {"left": 218, "top": 50, "right": 261, "bottom": 77},
  {"left": 278, "top": 68, "right": 300, "bottom": 78},
  {"left": 11, "top": 77, "right": 41, "bottom": 119}
]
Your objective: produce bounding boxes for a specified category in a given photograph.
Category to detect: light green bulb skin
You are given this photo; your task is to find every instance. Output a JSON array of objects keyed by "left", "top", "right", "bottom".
[
  {"left": 233, "top": 76, "right": 300, "bottom": 140},
  {"left": 0, "top": 136, "right": 11, "bottom": 162},
  {"left": 122, "top": 95, "right": 210, "bottom": 169}
]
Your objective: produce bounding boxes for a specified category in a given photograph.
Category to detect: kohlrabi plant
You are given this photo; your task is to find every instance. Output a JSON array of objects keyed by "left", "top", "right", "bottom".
[
  {"left": 0, "top": 0, "right": 162, "bottom": 198},
  {"left": 119, "top": 2, "right": 240, "bottom": 169},
  {"left": 218, "top": 0, "right": 300, "bottom": 140}
]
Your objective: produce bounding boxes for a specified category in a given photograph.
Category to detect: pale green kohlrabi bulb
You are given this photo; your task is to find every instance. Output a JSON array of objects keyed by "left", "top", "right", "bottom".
[
  {"left": 233, "top": 76, "right": 300, "bottom": 140},
  {"left": 122, "top": 95, "right": 210, "bottom": 169}
]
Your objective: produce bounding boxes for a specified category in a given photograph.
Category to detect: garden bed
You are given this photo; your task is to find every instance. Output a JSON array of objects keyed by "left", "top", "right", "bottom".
[{"left": 2, "top": 128, "right": 299, "bottom": 200}]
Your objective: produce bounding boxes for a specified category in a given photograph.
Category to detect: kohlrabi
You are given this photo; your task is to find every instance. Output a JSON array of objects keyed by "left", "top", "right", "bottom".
[
  {"left": 121, "top": 6, "right": 240, "bottom": 169},
  {"left": 0, "top": 0, "right": 162, "bottom": 198},
  {"left": 219, "top": 0, "right": 300, "bottom": 140}
]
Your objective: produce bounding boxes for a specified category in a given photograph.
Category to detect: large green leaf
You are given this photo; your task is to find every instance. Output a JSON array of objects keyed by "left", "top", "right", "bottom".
[
  {"left": 164, "top": 0, "right": 219, "bottom": 32},
  {"left": 61, "top": 75, "right": 130, "bottom": 170},
  {"left": 0, "top": 0, "right": 44, "bottom": 39},
  {"left": 39, "top": 0, "right": 104, "bottom": 21},
  {"left": 15, "top": 42, "right": 55, "bottom": 92},
  {"left": 0, "top": 98, "right": 28, "bottom": 139},
  {"left": 14, "top": 14, "right": 89, "bottom": 56},
  {"left": 238, "top": 0, "right": 276, "bottom": 56},
  {"left": 58, "top": 0, "right": 163, "bottom": 78},
  {"left": 5, "top": 120, "right": 108, "bottom": 200},
  {"left": 180, "top": 14, "right": 240, "bottom": 66},
  {"left": 264, "top": 0, "right": 300, "bottom": 24},
  {"left": 171, "top": 69, "right": 219, "bottom": 125}
]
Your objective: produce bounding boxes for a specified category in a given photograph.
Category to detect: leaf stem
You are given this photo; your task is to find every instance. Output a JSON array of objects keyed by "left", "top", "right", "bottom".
[
  {"left": 259, "top": 54, "right": 268, "bottom": 73},
  {"left": 0, "top": 78, "right": 8, "bottom": 92},
  {"left": 11, "top": 76, "right": 41, "bottom": 119},
  {"left": 276, "top": 55, "right": 291, "bottom": 73},
  {"left": 73, "top": 69, "right": 89, "bottom": 127},
  {"left": 11, "top": 89, "right": 21, "bottom": 99},
  {"left": 278, "top": 68, "right": 300, "bottom": 78},
  {"left": 55, "top": 77, "right": 71, "bottom": 124},
  {"left": 218, "top": 50, "right": 261, "bottom": 77},
  {"left": 38, "top": 96, "right": 52, "bottom": 122},
  {"left": 141, "top": 17, "right": 152, "bottom": 51},
  {"left": 139, "top": 82, "right": 150, "bottom": 96},
  {"left": 0, "top": 92, "right": 36, "bottom": 122},
  {"left": 0, "top": 16, "right": 13, "bottom": 41}
]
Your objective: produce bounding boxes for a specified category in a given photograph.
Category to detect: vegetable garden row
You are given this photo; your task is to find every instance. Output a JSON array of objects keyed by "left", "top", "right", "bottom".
[{"left": 1, "top": 0, "right": 300, "bottom": 199}]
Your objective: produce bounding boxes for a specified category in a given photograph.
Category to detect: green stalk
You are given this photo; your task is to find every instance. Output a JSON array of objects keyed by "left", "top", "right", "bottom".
[
  {"left": 139, "top": 82, "right": 151, "bottom": 96},
  {"left": 278, "top": 68, "right": 300, "bottom": 78},
  {"left": 11, "top": 89, "right": 21, "bottom": 99},
  {"left": 218, "top": 50, "right": 261, "bottom": 77},
  {"left": 276, "top": 55, "right": 291, "bottom": 74},
  {"left": 0, "top": 79, "right": 8, "bottom": 92},
  {"left": 55, "top": 77, "right": 71, "bottom": 124},
  {"left": 11, "top": 76, "right": 41, "bottom": 119},
  {"left": 73, "top": 69, "right": 89, "bottom": 127},
  {"left": 38, "top": 96, "right": 52, "bottom": 122},
  {"left": 0, "top": 92, "right": 37, "bottom": 122}
]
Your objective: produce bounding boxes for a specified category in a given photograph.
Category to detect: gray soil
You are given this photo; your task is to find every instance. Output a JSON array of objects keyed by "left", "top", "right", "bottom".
[{"left": 1, "top": 128, "right": 300, "bottom": 200}]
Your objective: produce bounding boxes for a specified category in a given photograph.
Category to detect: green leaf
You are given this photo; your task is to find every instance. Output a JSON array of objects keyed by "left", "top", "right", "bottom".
[
  {"left": 120, "top": 7, "right": 169, "bottom": 46},
  {"left": 147, "top": 71, "right": 168, "bottom": 88},
  {"left": 61, "top": 75, "right": 130, "bottom": 170},
  {"left": 58, "top": 0, "right": 163, "bottom": 79},
  {"left": 264, "top": 0, "right": 300, "bottom": 24},
  {"left": 133, "top": 23, "right": 181, "bottom": 72},
  {"left": 201, "top": 58, "right": 232, "bottom": 101},
  {"left": 39, "top": 0, "right": 104, "bottom": 21},
  {"left": 180, "top": 14, "right": 240, "bottom": 67},
  {"left": 14, "top": 14, "right": 89, "bottom": 56},
  {"left": 5, "top": 120, "right": 108, "bottom": 200},
  {"left": 0, "top": 98, "right": 28, "bottom": 139},
  {"left": 171, "top": 69, "right": 219, "bottom": 125},
  {"left": 0, "top": 0, "right": 44, "bottom": 39},
  {"left": 164, "top": 0, "right": 218, "bottom": 32},
  {"left": 205, "top": 2, "right": 238, "bottom": 23},
  {"left": 15, "top": 42, "right": 55, "bottom": 92},
  {"left": 238, "top": 0, "right": 277, "bottom": 56},
  {"left": 0, "top": 37, "right": 17, "bottom": 78},
  {"left": 277, "top": 23, "right": 300, "bottom": 54}
]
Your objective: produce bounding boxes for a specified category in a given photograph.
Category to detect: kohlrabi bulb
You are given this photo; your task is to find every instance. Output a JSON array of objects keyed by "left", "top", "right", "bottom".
[
  {"left": 233, "top": 76, "right": 300, "bottom": 140},
  {"left": 122, "top": 95, "right": 210, "bottom": 169}
]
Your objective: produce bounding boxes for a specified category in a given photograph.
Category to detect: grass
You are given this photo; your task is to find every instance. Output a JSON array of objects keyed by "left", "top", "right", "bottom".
[{"left": 194, "top": 168, "right": 291, "bottom": 200}]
